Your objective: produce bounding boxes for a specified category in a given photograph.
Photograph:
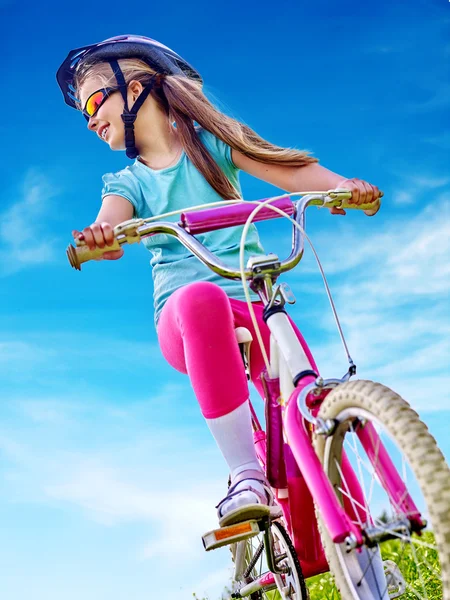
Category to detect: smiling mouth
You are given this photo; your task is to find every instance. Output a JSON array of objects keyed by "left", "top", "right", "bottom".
[{"left": 99, "top": 126, "right": 110, "bottom": 141}]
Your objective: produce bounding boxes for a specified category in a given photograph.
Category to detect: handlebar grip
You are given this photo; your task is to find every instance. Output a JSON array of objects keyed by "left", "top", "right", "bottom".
[
  {"left": 332, "top": 189, "right": 383, "bottom": 215},
  {"left": 66, "top": 238, "right": 122, "bottom": 270},
  {"left": 362, "top": 197, "right": 381, "bottom": 216}
]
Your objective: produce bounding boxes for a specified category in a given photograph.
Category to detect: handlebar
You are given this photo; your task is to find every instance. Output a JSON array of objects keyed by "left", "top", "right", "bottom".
[{"left": 67, "top": 189, "right": 382, "bottom": 278}]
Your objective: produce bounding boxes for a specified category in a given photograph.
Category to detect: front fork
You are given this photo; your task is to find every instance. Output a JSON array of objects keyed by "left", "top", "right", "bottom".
[
  {"left": 284, "top": 380, "right": 365, "bottom": 545},
  {"left": 285, "top": 381, "right": 426, "bottom": 548}
]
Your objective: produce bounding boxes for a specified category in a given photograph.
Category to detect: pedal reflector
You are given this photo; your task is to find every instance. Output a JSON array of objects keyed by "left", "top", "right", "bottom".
[{"left": 202, "top": 520, "right": 260, "bottom": 551}]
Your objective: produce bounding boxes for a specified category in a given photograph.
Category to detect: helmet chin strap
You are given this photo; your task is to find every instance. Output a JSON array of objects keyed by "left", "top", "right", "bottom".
[{"left": 109, "top": 59, "right": 157, "bottom": 159}]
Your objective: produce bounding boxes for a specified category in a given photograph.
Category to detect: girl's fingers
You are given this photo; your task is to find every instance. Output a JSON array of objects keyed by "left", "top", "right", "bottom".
[
  {"left": 82, "top": 227, "right": 95, "bottom": 250},
  {"left": 350, "top": 181, "right": 360, "bottom": 205},
  {"left": 330, "top": 206, "right": 346, "bottom": 216},
  {"left": 90, "top": 223, "right": 107, "bottom": 249},
  {"left": 76, "top": 223, "right": 117, "bottom": 252},
  {"left": 103, "top": 249, "right": 124, "bottom": 260},
  {"left": 100, "top": 222, "right": 115, "bottom": 246},
  {"left": 362, "top": 180, "right": 373, "bottom": 204},
  {"left": 336, "top": 178, "right": 381, "bottom": 212}
]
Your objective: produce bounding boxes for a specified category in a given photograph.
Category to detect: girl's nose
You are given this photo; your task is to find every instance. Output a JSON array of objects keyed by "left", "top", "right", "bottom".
[{"left": 87, "top": 117, "right": 98, "bottom": 131}]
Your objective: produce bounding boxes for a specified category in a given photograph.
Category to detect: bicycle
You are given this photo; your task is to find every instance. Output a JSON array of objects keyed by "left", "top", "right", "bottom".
[{"left": 67, "top": 189, "right": 450, "bottom": 599}]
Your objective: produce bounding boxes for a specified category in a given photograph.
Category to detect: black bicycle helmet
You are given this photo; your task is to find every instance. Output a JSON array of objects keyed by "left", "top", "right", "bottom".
[{"left": 56, "top": 34, "right": 202, "bottom": 158}]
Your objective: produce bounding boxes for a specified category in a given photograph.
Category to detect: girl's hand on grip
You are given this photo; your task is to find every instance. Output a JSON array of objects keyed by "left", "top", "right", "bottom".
[
  {"left": 72, "top": 222, "right": 124, "bottom": 260},
  {"left": 331, "top": 178, "right": 382, "bottom": 216}
]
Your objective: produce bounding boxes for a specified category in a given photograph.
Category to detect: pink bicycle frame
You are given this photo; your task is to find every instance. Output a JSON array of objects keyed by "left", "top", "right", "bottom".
[{"left": 253, "top": 371, "right": 364, "bottom": 578}]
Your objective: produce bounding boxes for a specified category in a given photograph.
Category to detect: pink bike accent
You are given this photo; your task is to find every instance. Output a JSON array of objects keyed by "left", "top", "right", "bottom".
[
  {"left": 357, "top": 422, "right": 423, "bottom": 527},
  {"left": 179, "top": 196, "right": 295, "bottom": 234},
  {"left": 341, "top": 451, "right": 370, "bottom": 526},
  {"left": 259, "top": 572, "right": 276, "bottom": 587},
  {"left": 252, "top": 373, "right": 369, "bottom": 578},
  {"left": 284, "top": 376, "right": 363, "bottom": 546},
  {"left": 261, "top": 372, "right": 287, "bottom": 489},
  {"left": 253, "top": 428, "right": 293, "bottom": 534},
  {"left": 284, "top": 442, "right": 329, "bottom": 578}
]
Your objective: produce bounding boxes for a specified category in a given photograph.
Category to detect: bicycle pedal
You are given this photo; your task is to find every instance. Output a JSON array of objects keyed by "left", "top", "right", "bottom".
[{"left": 202, "top": 519, "right": 261, "bottom": 551}]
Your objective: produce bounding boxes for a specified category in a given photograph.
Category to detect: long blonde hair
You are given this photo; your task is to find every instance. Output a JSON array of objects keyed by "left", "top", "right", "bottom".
[{"left": 75, "top": 58, "right": 318, "bottom": 199}]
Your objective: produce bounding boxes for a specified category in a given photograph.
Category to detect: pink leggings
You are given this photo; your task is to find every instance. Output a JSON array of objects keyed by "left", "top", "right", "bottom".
[{"left": 157, "top": 282, "right": 318, "bottom": 419}]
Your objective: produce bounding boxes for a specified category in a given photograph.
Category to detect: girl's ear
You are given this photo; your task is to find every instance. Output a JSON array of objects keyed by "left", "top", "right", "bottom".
[{"left": 128, "top": 80, "right": 144, "bottom": 100}]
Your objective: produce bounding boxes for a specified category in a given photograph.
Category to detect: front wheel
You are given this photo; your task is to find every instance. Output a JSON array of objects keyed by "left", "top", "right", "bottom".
[{"left": 313, "top": 379, "right": 450, "bottom": 599}]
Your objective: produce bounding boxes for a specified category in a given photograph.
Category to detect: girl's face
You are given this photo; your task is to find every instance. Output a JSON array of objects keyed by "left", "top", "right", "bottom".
[
  {"left": 79, "top": 77, "right": 128, "bottom": 150},
  {"left": 79, "top": 76, "right": 154, "bottom": 151},
  {"left": 79, "top": 74, "right": 171, "bottom": 154}
]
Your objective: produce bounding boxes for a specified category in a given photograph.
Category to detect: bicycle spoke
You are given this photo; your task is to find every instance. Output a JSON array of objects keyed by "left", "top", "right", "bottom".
[
  {"left": 384, "top": 530, "right": 437, "bottom": 552},
  {"left": 337, "top": 484, "right": 371, "bottom": 521},
  {"left": 419, "top": 548, "right": 442, "bottom": 580},
  {"left": 334, "top": 458, "right": 365, "bottom": 527},
  {"left": 402, "top": 453, "right": 408, "bottom": 486},
  {"left": 410, "top": 542, "right": 429, "bottom": 599},
  {"left": 405, "top": 583, "right": 425, "bottom": 599},
  {"left": 349, "top": 423, "right": 371, "bottom": 518},
  {"left": 344, "top": 433, "right": 377, "bottom": 479},
  {"left": 345, "top": 430, "right": 425, "bottom": 527},
  {"left": 344, "top": 430, "right": 384, "bottom": 514}
]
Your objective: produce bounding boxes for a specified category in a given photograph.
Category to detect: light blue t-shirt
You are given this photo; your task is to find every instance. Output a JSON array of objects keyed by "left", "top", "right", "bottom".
[{"left": 101, "top": 127, "right": 267, "bottom": 326}]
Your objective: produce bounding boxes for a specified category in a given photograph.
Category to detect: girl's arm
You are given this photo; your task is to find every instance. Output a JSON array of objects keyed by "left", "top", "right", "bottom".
[
  {"left": 72, "top": 194, "right": 134, "bottom": 260},
  {"left": 94, "top": 194, "right": 135, "bottom": 227},
  {"left": 232, "top": 150, "right": 380, "bottom": 215},
  {"left": 232, "top": 150, "right": 343, "bottom": 192}
]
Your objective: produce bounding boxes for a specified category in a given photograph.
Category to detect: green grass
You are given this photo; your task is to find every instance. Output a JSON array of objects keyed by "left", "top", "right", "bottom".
[
  {"left": 307, "top": 572, "right": 340, "bottom": 600},
  {"left": 307, "top": 531, "right": 441, "bottom": 600}
]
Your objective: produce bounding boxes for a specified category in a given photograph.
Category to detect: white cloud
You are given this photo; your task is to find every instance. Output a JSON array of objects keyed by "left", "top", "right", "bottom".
[
  {"left": 392, "top": 190, "right": 414, "bottom": 205},
  {"left": 0, "top": 169, "right": 60, "bottom": 275},
  {"left": 407, "top": 175, "right": 450, "bottom": 189},
  {"left": 0, "top": 391, "right": 228, "bottom": 549},
  {"left": 291, "top": 199, "right": 450, "bottom": 410},
  {"left": 44, "top": 460, "right": 219, "bottom": 527},
  {"left": 390, "top": 173, "right": 450, "bottom": 207},
  {"left": 299, "top": 195, "right": 450, "bottom": 289},
  {"left": 0, "top": 331, "right": 162, "bottom": 382},
  {"left": 0, "top": 340, "right": 57, "bottom": 367},
  {"left": 0, "top": 391, "right": 235, "bottom": 600},
  {"left": 192, "top": 566, "right": 235, "bottom": 600},
  {"left": 13, "top": 382, "right": 189, "bottom": 427},
  {"left": 0, "top": 410, "right": 234, "bottom": 599}
]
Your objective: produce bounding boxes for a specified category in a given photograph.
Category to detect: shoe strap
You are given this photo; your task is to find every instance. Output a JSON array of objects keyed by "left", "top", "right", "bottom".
[
  {"left": 215, "top": 469, "right": 274, "bottom": 514},
  {"left": 230, "top": 469, "right": 269, "bottom": 490}
]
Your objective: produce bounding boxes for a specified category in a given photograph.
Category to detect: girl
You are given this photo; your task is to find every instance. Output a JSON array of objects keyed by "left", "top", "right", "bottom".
[{"left": 57, "top": 35, "right": 381, "bottom": 528}]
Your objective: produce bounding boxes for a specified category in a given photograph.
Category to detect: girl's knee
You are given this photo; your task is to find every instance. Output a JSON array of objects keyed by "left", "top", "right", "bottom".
[{"left": 174, "top": 282, "right": 231, "bottom": 320}]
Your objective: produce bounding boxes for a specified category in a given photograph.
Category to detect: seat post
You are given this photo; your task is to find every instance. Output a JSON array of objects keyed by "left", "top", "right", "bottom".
[{"left": 235, "top": 326, "right": 253, "bottom": 380}]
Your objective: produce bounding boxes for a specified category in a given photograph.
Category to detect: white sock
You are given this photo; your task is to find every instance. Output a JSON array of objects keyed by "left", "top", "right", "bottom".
[{"left": 206, "top": 401, "right": 267, "bottom": 514}]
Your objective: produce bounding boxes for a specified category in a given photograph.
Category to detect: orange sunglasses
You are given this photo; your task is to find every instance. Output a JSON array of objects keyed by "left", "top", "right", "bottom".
[{"left": 82, "top": 87, "right": 119, "bottom": 121}]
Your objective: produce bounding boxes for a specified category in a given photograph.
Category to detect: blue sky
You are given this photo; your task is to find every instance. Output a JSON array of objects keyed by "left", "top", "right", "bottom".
[{"left": 1, "top": 0, "right": 449, "bottom": 598}]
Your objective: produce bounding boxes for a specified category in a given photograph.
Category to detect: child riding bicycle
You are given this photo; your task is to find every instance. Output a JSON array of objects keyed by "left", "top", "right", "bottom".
[{"left": 57, "top": 34, "right": 381, "bottom": 527}]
